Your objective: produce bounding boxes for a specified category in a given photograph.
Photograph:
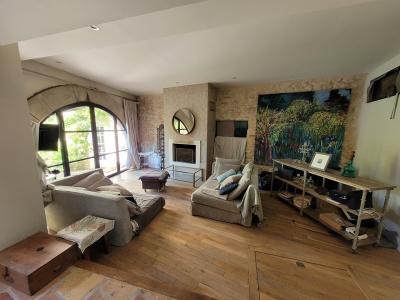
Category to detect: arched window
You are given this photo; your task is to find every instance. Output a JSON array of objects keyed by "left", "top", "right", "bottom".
[{"left": 38, "top": 103, "right": 128, "bottom": 177}]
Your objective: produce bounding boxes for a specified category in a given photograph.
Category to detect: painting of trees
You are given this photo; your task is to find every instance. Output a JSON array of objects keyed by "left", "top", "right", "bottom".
[{"left": 254, "top": 89, "right": 351, "bottom": 168}]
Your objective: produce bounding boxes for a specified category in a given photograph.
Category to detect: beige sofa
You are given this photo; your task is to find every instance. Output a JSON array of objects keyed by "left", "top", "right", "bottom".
[
  {"left": 45, "top": 169, "right": 164, "bottom": 246},
  {"left": 191, "top": 164, "right": 260, "bottom": 225}
]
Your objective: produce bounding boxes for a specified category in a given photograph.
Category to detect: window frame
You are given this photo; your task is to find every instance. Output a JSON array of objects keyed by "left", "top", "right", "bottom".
[{"left": 40, "top": 102, "right": 129, "bottom": 177}]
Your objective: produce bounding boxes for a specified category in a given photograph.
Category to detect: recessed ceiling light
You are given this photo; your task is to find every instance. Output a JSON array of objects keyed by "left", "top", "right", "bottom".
[{"left": 89, "top": 25, "right": 100, "bottom": 31}]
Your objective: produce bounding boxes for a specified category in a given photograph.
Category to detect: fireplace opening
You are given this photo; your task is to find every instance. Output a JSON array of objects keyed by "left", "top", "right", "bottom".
[{"left": 173, "top": 143, "right": 196, "bottom": 164}]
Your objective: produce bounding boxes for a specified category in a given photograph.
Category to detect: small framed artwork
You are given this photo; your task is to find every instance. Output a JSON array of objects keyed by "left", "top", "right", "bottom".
[{"left": 310, "top": 152, "right": 332, "bottom": 171}]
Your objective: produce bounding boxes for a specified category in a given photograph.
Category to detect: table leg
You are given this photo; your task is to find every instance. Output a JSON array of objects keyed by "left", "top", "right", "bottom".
[
  {"left": 270, "top": 161, "right": 275, "bottom": 196},
  {"left": 351, "top": 190, "right": 368, "bottom": 253},
  {"left": 377, "top": 189, "right": 392, "bottom": 244},
  {"left": 102, "top": 235, "right": 111, "bottom": 254},
  {"left": 83, "top": 248, "right": 91, "bottom": 260},
  {"left": 300, "top": 170, "right": 307, "bottom": 216}
]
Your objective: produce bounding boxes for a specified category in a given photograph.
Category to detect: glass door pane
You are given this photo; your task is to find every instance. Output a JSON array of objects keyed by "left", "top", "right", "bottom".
[
  {"left": 117, "top": 131, "right": 128, "bottom": 151},
  {"left": 119, "top": 150, "right": 129, "bottom": 170},
  {"left": 38, "top": 140, "right": 63, "bottom": 167},
  {"left": 97, "top": 131, "right": 116, "bottom": 154},
  {"left": 99, "top": 153, "right": 118, "bottom": 175},
  {"left": 63, "top": 106, "right": 91, "bottom": 131},
  {"left": 65, "top": 132, "right": 94, "bottom": 161},
  {"left": 69, "top": 158, "right": 96, "bottom": 175},
  {"left": 95, "top": 107, "right": 115, "bottom": 130}
]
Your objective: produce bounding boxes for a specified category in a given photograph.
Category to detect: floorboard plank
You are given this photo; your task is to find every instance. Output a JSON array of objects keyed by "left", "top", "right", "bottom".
[{"left": 85, "top": 169, "right": 400, "bottom": 300}]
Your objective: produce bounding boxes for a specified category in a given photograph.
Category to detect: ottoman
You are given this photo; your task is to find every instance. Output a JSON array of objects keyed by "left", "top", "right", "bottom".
[{"left": 139, "top": 170, "right": 169, "bottom": 192}]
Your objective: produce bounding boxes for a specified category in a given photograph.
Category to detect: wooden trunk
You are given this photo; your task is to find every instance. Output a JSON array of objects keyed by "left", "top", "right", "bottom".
[{"left": 0, "top": 232, "right": 78, "bottom": 295}]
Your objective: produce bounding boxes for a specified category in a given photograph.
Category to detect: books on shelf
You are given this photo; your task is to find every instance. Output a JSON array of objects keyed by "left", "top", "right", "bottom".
[
  {"left": 319, "top": 213, "right": 353, "bottom": 231},
  {"left": 278, "top": 191, "right": 294, "bottom": 200},
  {"left": 345, "top": 226, "right": 356, "bottom": 235},
  {"left": 345, "top": 227, "right": 368, "bottom": 240},
  {"left": 349, "top": 208, "right": 381, "bottom": 219}
]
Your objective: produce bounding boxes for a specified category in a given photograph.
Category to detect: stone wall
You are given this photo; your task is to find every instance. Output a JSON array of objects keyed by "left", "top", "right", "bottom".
[
  {"left": 138, "top": 94, "right": 164, "bottom": 152},
  {"left": 206, "top": 85, "right": 217, "bottom": 177},
  {"left": 216, "top": 75, "right": 366, "bottom": 164},
  {"left": 164, "top": 83, "right": 215, "bottom": 176}
]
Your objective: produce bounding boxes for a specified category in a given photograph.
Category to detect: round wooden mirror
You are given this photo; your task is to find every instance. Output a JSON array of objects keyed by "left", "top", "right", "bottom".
[{"left": 172, "top": 108, "right": 195, "bottom": 135}]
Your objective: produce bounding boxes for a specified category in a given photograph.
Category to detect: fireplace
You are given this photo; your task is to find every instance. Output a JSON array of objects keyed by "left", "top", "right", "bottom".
[
  {"left": 168, "top": 139, "right": 201, "bottom": 168},
  {"left": 174, "top": 144, "right": 196, "bottom": 164}
]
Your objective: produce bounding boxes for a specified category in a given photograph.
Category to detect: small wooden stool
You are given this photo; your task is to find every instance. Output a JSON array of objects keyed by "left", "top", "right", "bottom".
[{"left": 56, "top": 215, "right": 115, "bottom": 260}]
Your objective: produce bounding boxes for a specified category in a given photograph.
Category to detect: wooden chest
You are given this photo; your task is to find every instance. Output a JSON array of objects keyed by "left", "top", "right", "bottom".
[{"left": 0, "top": 232, "right": 78, "bottom": 295}]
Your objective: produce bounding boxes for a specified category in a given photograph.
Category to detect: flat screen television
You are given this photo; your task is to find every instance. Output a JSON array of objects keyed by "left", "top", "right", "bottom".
[{"left": 39, "top": 124, "right": 60, "bottom": 151}]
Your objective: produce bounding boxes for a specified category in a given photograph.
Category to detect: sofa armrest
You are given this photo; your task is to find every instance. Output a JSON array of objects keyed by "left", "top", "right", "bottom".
[
  {"left": 251, "top": 166, "right": 259, "bottom": 188},
  {"left": 46, "top": 187, "right": 132, "bottom": 246},
  {"left": 211, "top": 162, "right": 216, "bottom": 176}
]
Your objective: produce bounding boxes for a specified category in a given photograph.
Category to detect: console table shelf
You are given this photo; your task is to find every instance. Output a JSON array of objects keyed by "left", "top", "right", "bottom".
[{"left": 271, "top": 159, "right": 395, "bottom": 252}]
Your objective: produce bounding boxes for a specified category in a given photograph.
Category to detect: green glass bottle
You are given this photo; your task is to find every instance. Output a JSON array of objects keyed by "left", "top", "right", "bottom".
[{"left": 342, "top": 151, "right": 357, "bottom": 178}]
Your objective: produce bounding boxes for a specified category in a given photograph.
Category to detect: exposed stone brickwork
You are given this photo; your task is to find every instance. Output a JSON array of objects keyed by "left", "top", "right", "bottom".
[
  {"left": 163, "top": 84, "right": 215, "bottom": 176},
  {"left": 216, "top": 75, "right": 366, "bottom": 164},
  {"left": 138, "top": 75, "right": 366, "bottom": 167},
  {"left": 138, "top": 94, "right": 164, "bottom": 152}
]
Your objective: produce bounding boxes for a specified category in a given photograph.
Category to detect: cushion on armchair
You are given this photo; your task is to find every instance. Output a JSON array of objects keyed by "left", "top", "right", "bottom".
[
  {"left": 214, "top": 157, "right": 241, "bottom": 175},
  {"left": 242, "top": 161, "right": 254, "bottom": 174},
  {"left": 216, "top": 169, "right": 236, "bottom": 183},
  {"left": 72, "top": 172, "right": 104, "bottom": 188},
  {"left": 73, "top": 171, "right": 112, "bottom": 190},
  {"left": 219, "top": 182, "right": 238, "bottom": 195},
  {"left": 227, "top": 173, "right": 251, "bottom": 200},
  {"left": 96, "top": 184, "right": 133, "bottom": 197},
  {"left": 220, "top": 174, "right": 242, "bottom": 189}
]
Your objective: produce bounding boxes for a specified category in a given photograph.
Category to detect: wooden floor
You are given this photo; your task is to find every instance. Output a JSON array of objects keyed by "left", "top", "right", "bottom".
[{"left": 92, "top": 169, "right": 400, "bottom": 300}]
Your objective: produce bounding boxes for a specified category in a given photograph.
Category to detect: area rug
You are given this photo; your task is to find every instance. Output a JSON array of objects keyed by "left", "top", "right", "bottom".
[{"left": 0, "top": 266, "right": 175, "bottom": 300}]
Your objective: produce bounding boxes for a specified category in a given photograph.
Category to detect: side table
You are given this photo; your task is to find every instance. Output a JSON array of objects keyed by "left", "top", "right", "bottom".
[
  {"left": 165, "top": 165, "right": 203, "bottom": 187},
  {"left": 56, "top": 215, "right": 115, "bottom": 260}
]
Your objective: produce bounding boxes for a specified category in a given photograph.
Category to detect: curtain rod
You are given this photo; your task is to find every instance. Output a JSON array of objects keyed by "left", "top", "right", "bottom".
[{"left": 22, "top": 67, "right": 139, "bottom": 102}]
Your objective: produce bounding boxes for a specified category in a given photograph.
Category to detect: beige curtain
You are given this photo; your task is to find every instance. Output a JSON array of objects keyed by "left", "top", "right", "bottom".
[
  {"left": 124, "top": 99, "right": 141, "bottom": 169},
  {"left": 214, "top": 136, "right": 247, "bottom": 163}
]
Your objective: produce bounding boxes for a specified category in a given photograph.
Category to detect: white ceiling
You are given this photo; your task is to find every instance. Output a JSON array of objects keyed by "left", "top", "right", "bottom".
[
  {"left": 0, "top": 0, "right": 204, "bottom": 45},
  {"left": 14, "top": 0, "right": 400, "bottom": 95}
]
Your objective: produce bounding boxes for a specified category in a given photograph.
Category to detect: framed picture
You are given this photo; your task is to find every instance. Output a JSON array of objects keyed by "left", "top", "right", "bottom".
[{"left": 310, "top": 152, "right": 332, "bottom": 171}]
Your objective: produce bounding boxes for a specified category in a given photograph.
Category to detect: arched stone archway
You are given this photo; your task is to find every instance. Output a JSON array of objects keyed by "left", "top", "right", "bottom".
[{"left": 28, "top": 84, "right": 126, "bottom": 123}]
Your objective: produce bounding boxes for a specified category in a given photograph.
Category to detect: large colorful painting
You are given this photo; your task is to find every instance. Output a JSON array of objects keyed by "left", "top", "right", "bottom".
[{"left": 254, "top": 89, "right": 351, "bottom": 168}]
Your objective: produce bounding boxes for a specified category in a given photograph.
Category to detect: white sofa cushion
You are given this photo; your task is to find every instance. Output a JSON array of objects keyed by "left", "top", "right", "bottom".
[{"left": 227, "top": 172, "right": 251, "bottom": 200}]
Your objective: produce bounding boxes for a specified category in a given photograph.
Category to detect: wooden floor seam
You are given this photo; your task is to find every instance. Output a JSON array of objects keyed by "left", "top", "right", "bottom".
[{"left": 85, "top": 170, "right": 400, "bottom": 300}]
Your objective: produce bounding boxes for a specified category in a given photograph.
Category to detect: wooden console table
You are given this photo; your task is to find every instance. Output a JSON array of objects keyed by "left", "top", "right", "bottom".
[{"left": 271, "top": 159, "right": 396, "bottom": 252}]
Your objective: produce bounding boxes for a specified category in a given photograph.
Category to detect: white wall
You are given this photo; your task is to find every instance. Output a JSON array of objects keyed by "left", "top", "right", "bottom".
[
  {"left": 356, "top": 52, "right": 400, "bottom": 248},
  {"left": 0, "top": 44, "right": 46, "bottom": 250}
]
